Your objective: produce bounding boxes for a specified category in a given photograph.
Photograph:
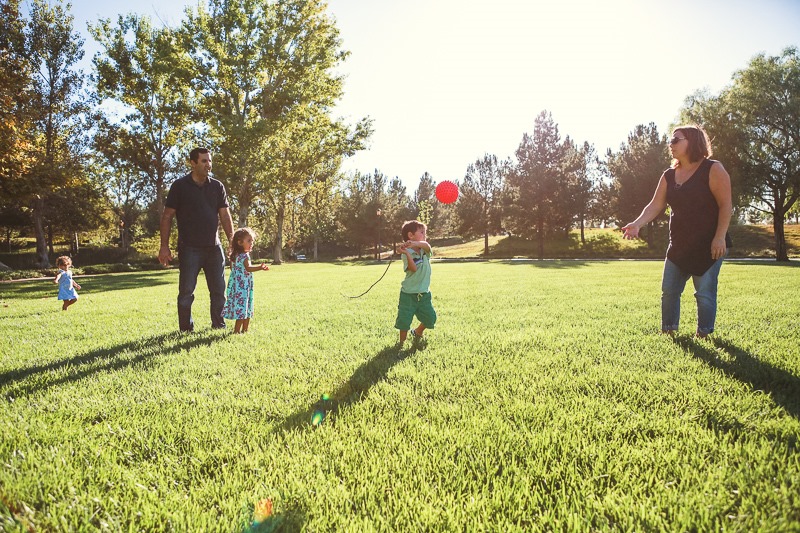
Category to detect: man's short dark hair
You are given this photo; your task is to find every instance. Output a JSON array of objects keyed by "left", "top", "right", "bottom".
[{"left": 189, "top": 147, "right": 210, "bottom": 162}]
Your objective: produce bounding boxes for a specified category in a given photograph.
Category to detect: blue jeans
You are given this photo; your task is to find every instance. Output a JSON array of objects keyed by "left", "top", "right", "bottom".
[
  {"left": 177, "top": 244, "right": 226, "bottom": 331},
  {"left": 661, "top": 257, "right": 724, "bottom": 335}
]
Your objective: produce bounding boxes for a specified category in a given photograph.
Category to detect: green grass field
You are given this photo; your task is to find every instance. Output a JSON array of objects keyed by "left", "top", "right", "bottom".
[{"left": 1, "top": 261, "right": 799, "bottom": 531}]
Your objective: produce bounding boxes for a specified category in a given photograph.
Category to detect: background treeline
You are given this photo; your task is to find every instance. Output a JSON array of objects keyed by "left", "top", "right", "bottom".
[{"left": 1, "top": 0, "right": 798, "bottom": 269}]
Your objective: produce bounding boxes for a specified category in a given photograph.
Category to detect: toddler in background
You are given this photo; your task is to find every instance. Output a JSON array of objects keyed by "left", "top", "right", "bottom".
[{"left": 54, "top": 256, "right": 81, "bottom": 311}]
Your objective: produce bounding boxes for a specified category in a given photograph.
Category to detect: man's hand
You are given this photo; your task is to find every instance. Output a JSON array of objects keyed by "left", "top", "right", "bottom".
[{"left": 158, "top": 245, "right": 173, "bottom": 266}]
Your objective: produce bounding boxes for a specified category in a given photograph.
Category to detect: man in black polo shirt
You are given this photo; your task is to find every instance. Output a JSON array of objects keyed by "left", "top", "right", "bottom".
[{"left": 159, "top": 147, "right": 234, "bottom": 332}]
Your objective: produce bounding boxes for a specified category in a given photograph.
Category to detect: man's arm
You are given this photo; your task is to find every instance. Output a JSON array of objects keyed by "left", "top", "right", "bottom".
[
  {"left": 158, "top": 207, "right": 176, "bottom": 265},
  {"left": 219, "top": 207, "right": 234, "bottom": 244}
]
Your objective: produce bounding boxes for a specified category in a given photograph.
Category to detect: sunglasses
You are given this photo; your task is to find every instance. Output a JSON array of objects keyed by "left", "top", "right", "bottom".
[{"left": 669, "top": 136, "right": 687, "bottom": 145}]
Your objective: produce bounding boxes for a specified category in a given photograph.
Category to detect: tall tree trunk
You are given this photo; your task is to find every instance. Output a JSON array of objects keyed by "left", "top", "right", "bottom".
[
  {"left": 32, "top": 197, "right": 49, "bottom": 267},
  {"left": 580, "top": 216, "right": 586, "bottom": 244},
  {"left": 484, "top": 232, "right": 489, "bottom": 256},
  {"left": 773, "top": 206, "right": 788, "bottom": 261},
  {"left": 236, "top": 175, "right": 251, "bottom": 227},
  {"left": 313, "top": 234, "right": 319, "bottom": 262},
  {"left": 237, "top": 203, "right": 249, "bottom": 228},
  {"left": 273, "top": 201, "right": 285, "bottom": 265},
  {"left": 537, "top": 214, "right": 544, "bottom": 260}
]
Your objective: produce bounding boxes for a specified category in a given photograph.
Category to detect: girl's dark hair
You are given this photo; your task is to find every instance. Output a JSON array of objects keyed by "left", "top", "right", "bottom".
[
  {"left": 229, "top": 227, "right": 256, "bottom": 264},
  {"left": 56, "top": 256, "right": 72, "bottom": 269},
  {"left": 401, "top": 220, "right": 426, "bottom": 241},
  {"left": 673, "top": 125, "right": 712, "bottom": 167}
]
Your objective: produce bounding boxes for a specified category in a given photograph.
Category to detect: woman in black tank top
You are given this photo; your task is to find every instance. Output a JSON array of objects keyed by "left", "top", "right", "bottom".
[{"left": 621, "top": 125, "right": 733, "bottom": 338}]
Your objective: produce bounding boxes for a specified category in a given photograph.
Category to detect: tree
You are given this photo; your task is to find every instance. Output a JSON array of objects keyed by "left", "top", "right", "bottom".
[
  {"left": 181, "top": 0, "right": 271, "bottom": 227},
  {"left": 561, "top": 140, "right": 600, "bottom": 244},
  {"left": 182, "top": 0, "right": 371, "bottom": 263},
  {"left": 0, "top": 0, "right": 35, "bottom": 193},
  {"left": 720, "top": 48, "right": 799, "bottom": 261},
  {"left": 505, "top": 110, "right": 566, "bottom": 259},
  {"left": 606, "top": 123, "right": 670, "bottom": 247},
  {"left": 455, "top": 154, "right": 505, "bottom": 255},
  {"left": 263, "top": 106, "right": 369, "bottom": 263},
  {"left": 3, "top": 0, "right": 89, "bottom": 267},
  {"left": 337, "top": 169, "right": 404, "bottom": 257},
  {"left": 587, "top": 177, "right": 616, "bottom": 229},
  {"left": 90, "top": 14, "right": 195, "bottom": 234},
  {"left": 679, "top": 89, "right": 749, "bottom": 220}
]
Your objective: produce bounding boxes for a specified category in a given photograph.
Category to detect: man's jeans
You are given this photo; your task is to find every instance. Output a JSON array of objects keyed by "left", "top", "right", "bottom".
[
  {"left": 661, "top": 257, "right": 724, "bottom": 335},
  {"left": 177, "top": 244, "right": 226, "bottom": 331}
]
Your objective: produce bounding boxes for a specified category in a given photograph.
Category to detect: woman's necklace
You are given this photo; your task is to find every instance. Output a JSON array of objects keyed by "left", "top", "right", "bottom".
[{"left": 675, "top": 160, "right": 702, "bottom": 188}]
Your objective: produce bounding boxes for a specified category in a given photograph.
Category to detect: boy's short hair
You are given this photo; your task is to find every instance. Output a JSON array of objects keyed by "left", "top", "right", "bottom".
[{"left": 401, "top": 220, "right": 426, "bottom": 241}]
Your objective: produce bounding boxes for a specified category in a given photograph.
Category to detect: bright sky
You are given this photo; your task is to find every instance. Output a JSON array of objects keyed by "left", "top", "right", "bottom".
[{"left": 68, "top": 0, "right": 800, "bottom": 191}]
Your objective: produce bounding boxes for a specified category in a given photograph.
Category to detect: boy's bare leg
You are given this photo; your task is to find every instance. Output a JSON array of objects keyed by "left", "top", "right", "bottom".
[
  {"left": 414, "top": 324, "right": 427, "bottom": 338},
  {"left": 399, "top": 330, "right": 408, "bottom": 343}
]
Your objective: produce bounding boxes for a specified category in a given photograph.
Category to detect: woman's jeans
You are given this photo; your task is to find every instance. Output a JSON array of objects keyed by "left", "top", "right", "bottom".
[
  {"left": 177, "top": 244, "right": 227, "bottom": 332},
  {"left": 661, "top": 257, "right": 724, "bottom": 335}
]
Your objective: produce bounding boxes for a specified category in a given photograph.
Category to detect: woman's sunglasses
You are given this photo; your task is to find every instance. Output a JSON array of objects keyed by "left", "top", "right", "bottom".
[{"left": 669, "top": 136, "right": 686, "bottom": 145}]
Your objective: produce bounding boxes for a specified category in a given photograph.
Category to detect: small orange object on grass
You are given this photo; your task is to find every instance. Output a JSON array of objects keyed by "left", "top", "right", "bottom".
[{"left": 254, "top": 498, "right": 273, "bottom": 522}]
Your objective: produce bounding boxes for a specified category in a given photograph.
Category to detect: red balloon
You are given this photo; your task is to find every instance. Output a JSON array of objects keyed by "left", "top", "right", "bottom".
[{"left": 435, "top": 180, "right": 459, "bottom": 204}]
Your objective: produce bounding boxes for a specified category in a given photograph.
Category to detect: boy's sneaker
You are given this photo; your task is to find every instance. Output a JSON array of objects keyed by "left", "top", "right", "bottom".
[{"left": 409, "top": 329, "right": 419, "bottom": 341}]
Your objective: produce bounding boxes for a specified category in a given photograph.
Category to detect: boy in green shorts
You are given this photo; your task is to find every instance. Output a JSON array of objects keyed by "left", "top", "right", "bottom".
[{"left": 395, "top": 220, "right": 437, "bottom": 345}]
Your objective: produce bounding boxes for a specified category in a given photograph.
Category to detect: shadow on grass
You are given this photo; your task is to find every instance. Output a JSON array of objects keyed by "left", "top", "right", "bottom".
[
  {"left": 0, "top": 271, "right": 174, "bottom": 299},
  {"left": 676, "top": 336, "right": 800, "bottom": 421},
  {"left": 0, "top": 330, "right": 223, "bottom": 399},
  {"left": 278, "top": 341, "right": 426, "bottom": 432}
]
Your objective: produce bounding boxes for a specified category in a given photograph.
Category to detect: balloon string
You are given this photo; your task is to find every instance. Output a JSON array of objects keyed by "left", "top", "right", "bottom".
[{"left": 342, "top": 257, "right": 395, "bottom": 299}]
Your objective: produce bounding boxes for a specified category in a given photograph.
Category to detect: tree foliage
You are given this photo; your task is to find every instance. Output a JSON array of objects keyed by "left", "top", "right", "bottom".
[
  {"left": 90, "top": 14, "right": 195, "bottom": 233},
  {"left": 607, "top": 123, "right": 670, "bottom": 246},
  {"left": 455, "top": 154, "right": 505, "bottom": 255},
  {"left": 181, "top": 0, "right": 371, "bottom": 263},
  {"left": 505, "top": 111, "right": 569, "bottom": 259},
  {"left": 2, "top": 0, "right": 96, "bottom": 267},
  {"left": 725, "top": 48, "right": 799, "bottom": 260}
]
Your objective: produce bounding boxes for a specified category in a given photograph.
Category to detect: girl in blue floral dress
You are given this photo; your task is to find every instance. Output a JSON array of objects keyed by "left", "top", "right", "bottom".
[
  {"left": 54, "top": 256, "right": 81, "bottom": 311},
  {"left": 222, "top": 228, "right": 269, "bottom": 333}
]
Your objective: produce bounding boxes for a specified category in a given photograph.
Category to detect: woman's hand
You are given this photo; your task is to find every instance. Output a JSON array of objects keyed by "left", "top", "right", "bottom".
[
  {"left": 621, "top": 223, "right": 640, "bottom": 240},
  {"left": 710, "top": 236, "right": 726, "bottom": 260},
  {"left": 259, "top": 263, "right": 269, "bottom": 271}
]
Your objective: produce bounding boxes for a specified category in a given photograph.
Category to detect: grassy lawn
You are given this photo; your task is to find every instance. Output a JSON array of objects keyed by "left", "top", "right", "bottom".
[{"left": 1, "top": 261, "right": 799, "bottom": 531}]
